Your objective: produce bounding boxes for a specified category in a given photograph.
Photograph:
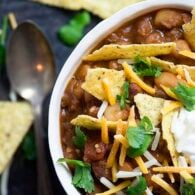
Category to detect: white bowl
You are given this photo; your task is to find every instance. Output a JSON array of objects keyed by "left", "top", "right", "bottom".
[{"left": 49, "top": 0, "right": 195, "bottom": 194}]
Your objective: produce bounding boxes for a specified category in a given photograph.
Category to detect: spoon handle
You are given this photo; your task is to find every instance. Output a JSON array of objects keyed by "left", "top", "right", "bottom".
[{"left": 34, "top": 105, "right": 54, "bottom": 195}]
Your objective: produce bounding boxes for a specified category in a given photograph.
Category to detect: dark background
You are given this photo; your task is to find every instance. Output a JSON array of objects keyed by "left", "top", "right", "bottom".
[{"left": 0, "top": 0, "right": 101, "bottom": 194}]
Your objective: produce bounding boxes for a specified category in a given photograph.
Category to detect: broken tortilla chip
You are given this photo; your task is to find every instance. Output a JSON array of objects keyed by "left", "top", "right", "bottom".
[
  {"left": 71, "top": 115, "right": 127, "bottom": 131},
  {"left": 33, "top": 0, "right": 144, "bottom": 19},
  {"left": 82, "top": 68, "right": 125, "bottom": 100},
  {"left": 84, "top": 43, "right": 176, "bottom": 61},
  {"left": 161, "top": 106, "right": 179, "bottom": 166},
  {"left": 183, "top": 8, "right": 195, "bottom": 51},
  {"left": 0, "top": 102, "right": 33, "bottom": 173},
  {"left": 134, "top": 94, "right": 165, "bottom": 127}
]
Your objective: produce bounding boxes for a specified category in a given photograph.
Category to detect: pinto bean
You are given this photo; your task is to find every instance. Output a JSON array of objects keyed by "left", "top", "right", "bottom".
[
  {"left": 144, "top": 31, "right": 165, "bottom": 44},
  {"left": 165, "top": 28, "right": 183, "bottom": 41},
  {"left": 154, "top": 72, "right": 179, "bottom": 88},
  {"left": 130, "top": 83, "right": 143, "bottom": 98},
  {"left": 76, "top": 64, "right": 90, "bottom": 80},
  {"left": 104, "top": 103, "right": 129, "bottom": 121},
  {"left": 155, "top": 9, "right": 186, "bottom": 29}
]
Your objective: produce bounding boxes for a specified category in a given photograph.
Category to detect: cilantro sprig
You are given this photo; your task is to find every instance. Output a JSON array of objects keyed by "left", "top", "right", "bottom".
[
  {"left": 132, "top": 56, "right": 162, "bottom": 77},
  {"left": 126, "top": 176, "right": 147, "bottom": 195},
  {"left": 58, "top": 11, "right": 91, "bottom": 46},
  {"left": 116, "top": 81, "right": 130, "bottom": 110},
  {"left": 126, "top": 116, "right": 154, "bottom": 157},
  {"left": 181, "top": 178, "right": 195, "bottom": 195},
  {"left": 73, "top": 126, "right": 87, "bottom": 149},
  {"left": 57, "top": 158, "right": 94, "bottom": 193},
  {"left": 172, "top": 83, "right": 195, "bottom": 111}
]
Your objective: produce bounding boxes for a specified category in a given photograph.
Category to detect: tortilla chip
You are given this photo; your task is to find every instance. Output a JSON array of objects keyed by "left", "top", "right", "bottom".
[
  {"left": 71, "top": 115, "right": 127, "bottom": 131},
  {"left": 0, "top": 102, "right": 33, "bottom": 173},
  {"left": 33, "top": 0, "right": 83, "bottom": 10},
  {"left": 84, "top": 43, "right": 176, "bottom": 61},
  {"left": 161, "top": 106, "right": 179, "bottom": 166},
  {"left": 33, "top": 0, "right": 144, "bottom": 19},
  {"left": 149, "top": 57, "right": 177, "bottom": 74},
  {"left": 183, "top": 8, "right": 195, "bottom": 51},
  {"left": 134, "top": 94, "right": 165, "bottom": 127},
  {"left": 82, "top": 68, "right": 125, "bottom": 100}
]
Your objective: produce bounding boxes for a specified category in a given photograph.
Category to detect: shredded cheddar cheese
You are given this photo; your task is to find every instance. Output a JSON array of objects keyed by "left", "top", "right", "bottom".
[
  {"left": 128, "top": 106, "right": 137, "bottom": 127},
  {"left": 151, "top": 175, "right": 178, "bottom": 195},
  {"left": 160, "top": 85, "right": 179, "bottom": 100},
  {"left": 183, "top": 68, "right": 195, "bottom": 87},
  {"left": 96, "top": 180, "right": 131, "bottom": 195},
  {"left": 102, "top": 78, "right": 116, "bottom": 105},
  {"left": 161, "top": 101, "right": 182, "bottom": 115},
  {"left": 106, "top": 120, "right": 123, "bottom": 168},
  {"left": 101, "top": 117, "right": 109, "bottom": 144},
  {"left": 180, "top": 170, "right": 193, "bottom": 182},
  {"left": 179, "top": 50, "right": 195, "bottom": 60},
  {"left": 122, "top": 62, "right": 155, "bottom": 95},
  {"left": 111, "top": 160, "right": 118, "bottom": 182},
  {"left": 153, "top": 166, "right": 195, "bottom": 173},
  {"left": 114, "top": 134, "right": 129, "bottom": 148},
  {"left": 134, "top": 156, "right": 149, "bottom": 174},
  {"left": 163, "top": 160, "right": 175, "bottom": 183},
  {"left": 119, "top": 145, "right": 127, "bottom": 167}
]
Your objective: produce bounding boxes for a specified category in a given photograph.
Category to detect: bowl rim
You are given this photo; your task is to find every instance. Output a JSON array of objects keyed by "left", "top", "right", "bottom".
[{"left": 48, "top": 0, "right": 195, "bottom": 194}]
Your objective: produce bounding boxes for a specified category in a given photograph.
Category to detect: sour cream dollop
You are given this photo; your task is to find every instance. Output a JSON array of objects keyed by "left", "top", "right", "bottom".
[{"left": 171, "top": 108, "right": 195, "bottom": 163}]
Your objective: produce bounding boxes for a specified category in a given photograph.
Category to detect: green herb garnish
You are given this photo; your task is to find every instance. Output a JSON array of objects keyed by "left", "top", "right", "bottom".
[
  {"left": 132, "top": 56, "right": 162, "bottom": 77},
  {"left": 116, "top": 81, "right": 130, "bottom": 109},
  {"left": 58, "top": 11, "right": 91, "bottom": 46},
  {"left": 0, "top": 16, "right": 8, "bottom": 72},
  {"left": 126, "top": 176, "right": 147, "bottom": 195},
  {"left": 58, "top": 158, "right": 94, "bottom": 193},
  {"left": 22, "top": 131, "right": 36, "bottom": 160},
  {"left": 73, "top": 126, "right": 87, "bottom": 149},
  {"left": 172, "top": 83, "right": 195, "bottom": 111},
  {"left": 126, "top": 116, "right": 154, "bottom": 157},
  {"left": 181, "top": 178, "right": 195, "bottom": 195}
]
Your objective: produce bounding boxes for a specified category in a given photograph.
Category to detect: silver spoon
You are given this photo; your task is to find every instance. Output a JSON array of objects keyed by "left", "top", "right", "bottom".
[{"left": 6, "top": 21, "right": 56, "bottom": 195}]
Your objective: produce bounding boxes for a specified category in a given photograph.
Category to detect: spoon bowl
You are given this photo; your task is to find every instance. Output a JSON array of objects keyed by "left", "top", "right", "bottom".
[{"left": 6, "top": 21, "right": 56, "bottom": 195}]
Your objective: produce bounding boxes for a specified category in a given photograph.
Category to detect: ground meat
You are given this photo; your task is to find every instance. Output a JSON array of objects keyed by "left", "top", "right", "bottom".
[
  {"left": 108, "top": 60, "right": 122, "bottom": 70},
  {"left": 144, "top": 31, "right": 165, "bottom": 44},
  {"left": 165, "top": 28, "right": 183, "bottom": 41},
  {"left": 154, "top": 86, "right": 169, "bottom": 99},
  {"left": 83, "top": 135, "right": 108, "bottom": 163},
  {"left": 154, "top": 9, "right": 190, "bottom": 29},
  {"left": 136, "top": 16, "right": 153, "bottom": 36},
  {"left": 119, "top": 161, "right": 133, "bottom": 171},
  {"left": 88, "top": 106, "right": 99, "bottom": 117},
  {"left": 92, "top": 160, "right": 112, "bottom": 180},
  {"left": 76, "top": 64, "right": 90, "bottom": 81}
]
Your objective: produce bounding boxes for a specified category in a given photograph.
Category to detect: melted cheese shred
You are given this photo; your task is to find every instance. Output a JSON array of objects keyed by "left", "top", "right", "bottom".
[
  {"left": 106, "top": 120, "right": 123, "bottom": 168},
  {"left": 96, "top": 180, "right": 131, "bottom": 195},
  {"left": 161, "top": 101, "right": 182, "bottom": 115},
  {"left": 122, "top": 62, "right": 155, "bottom": 95},
  {"left": 183, "top": 68, "right": 195, "bottom": 87},
  {"left": 163, "top": 160, "right": 175, "bottom": 183},
  {"left": 151, "top": 175, "right": 178, "bottom": 195},
  {"left": 153, "top": 166, "right": 195, "bottom": 173},
  {"left": 112, "top": 160, "right": 118, "bottom": 182},
  {"left": 119, "top": 145, "right": 127, "bottom": 167},
  {"left": 160, "top": 85, "right": 179, "bottom": 100},
  {"left": 128, "top": 106, "right": 137, "bottom": 127},
  {"left": 102, "top": 78, "right": 116, "bottom": 105},
  {"left": 134, "top": 156, "right": 149, "bottom": 174},
  {"left": 101, "top": 117, "right": 109, "bottom": 144},
  {"left": 114, "top": 134, "right": 129, "bottom": 148},
  {"left": 180, "top": 170, "right": 193, "bottom": 182}
]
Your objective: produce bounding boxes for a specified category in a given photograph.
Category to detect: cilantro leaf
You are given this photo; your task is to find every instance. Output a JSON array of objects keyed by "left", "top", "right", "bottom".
[
  {"left": 58, "top": 158, "right": 94, "bottom": 193},
  {"left": 116, "top": 81, "right": 130, "bottom": 109},
  {"left": 172, "top": 83, "right": 195, "bottom": 111},
  {"left": 73, "top": 126, "right": 87, "bottom": 149},
  {"left": 126, "top": 176, "right": 147, "bottom": 195},
  {"left": 126, "top": 116, "right": 154, "bottom": 157},
  {"left": 132, "top": 56, "right": 162, "bottom": 77},
  {"left": 22, "top": 131, "right": 36, "bottom": 160},
  {"left": 181, "top": 179, "right": 195, "bottom": 195},
  {"left": 58, "top": 11, "right": 91, "bottom": 46}
]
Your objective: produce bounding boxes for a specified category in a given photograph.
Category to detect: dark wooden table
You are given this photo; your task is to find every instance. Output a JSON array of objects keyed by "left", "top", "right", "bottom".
[{"left": 0, "top": 1, "right": 100, "bottom": 194}]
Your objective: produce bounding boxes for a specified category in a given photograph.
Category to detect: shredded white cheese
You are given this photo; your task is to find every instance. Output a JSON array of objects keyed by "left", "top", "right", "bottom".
[
  {"left": 97, "top": 101, "right": 108, "bottom": 119},
  {"left": 116, "top": 171, "right": 142, "bottom": 179},
  {"left": 144, "top": 151, "right": 161, "bottom": 166},
  {"left": 151, "top": 128, "right": 161, "bottom": 151},
  {"left": 100, "top": 177, "right": 124, "bottom": 195},
  {"left": 146, "top": 187, "right": 154, "bottom": 195},
  {"left": 133, "top": 159, "right": 158, "bottom": 172}
]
